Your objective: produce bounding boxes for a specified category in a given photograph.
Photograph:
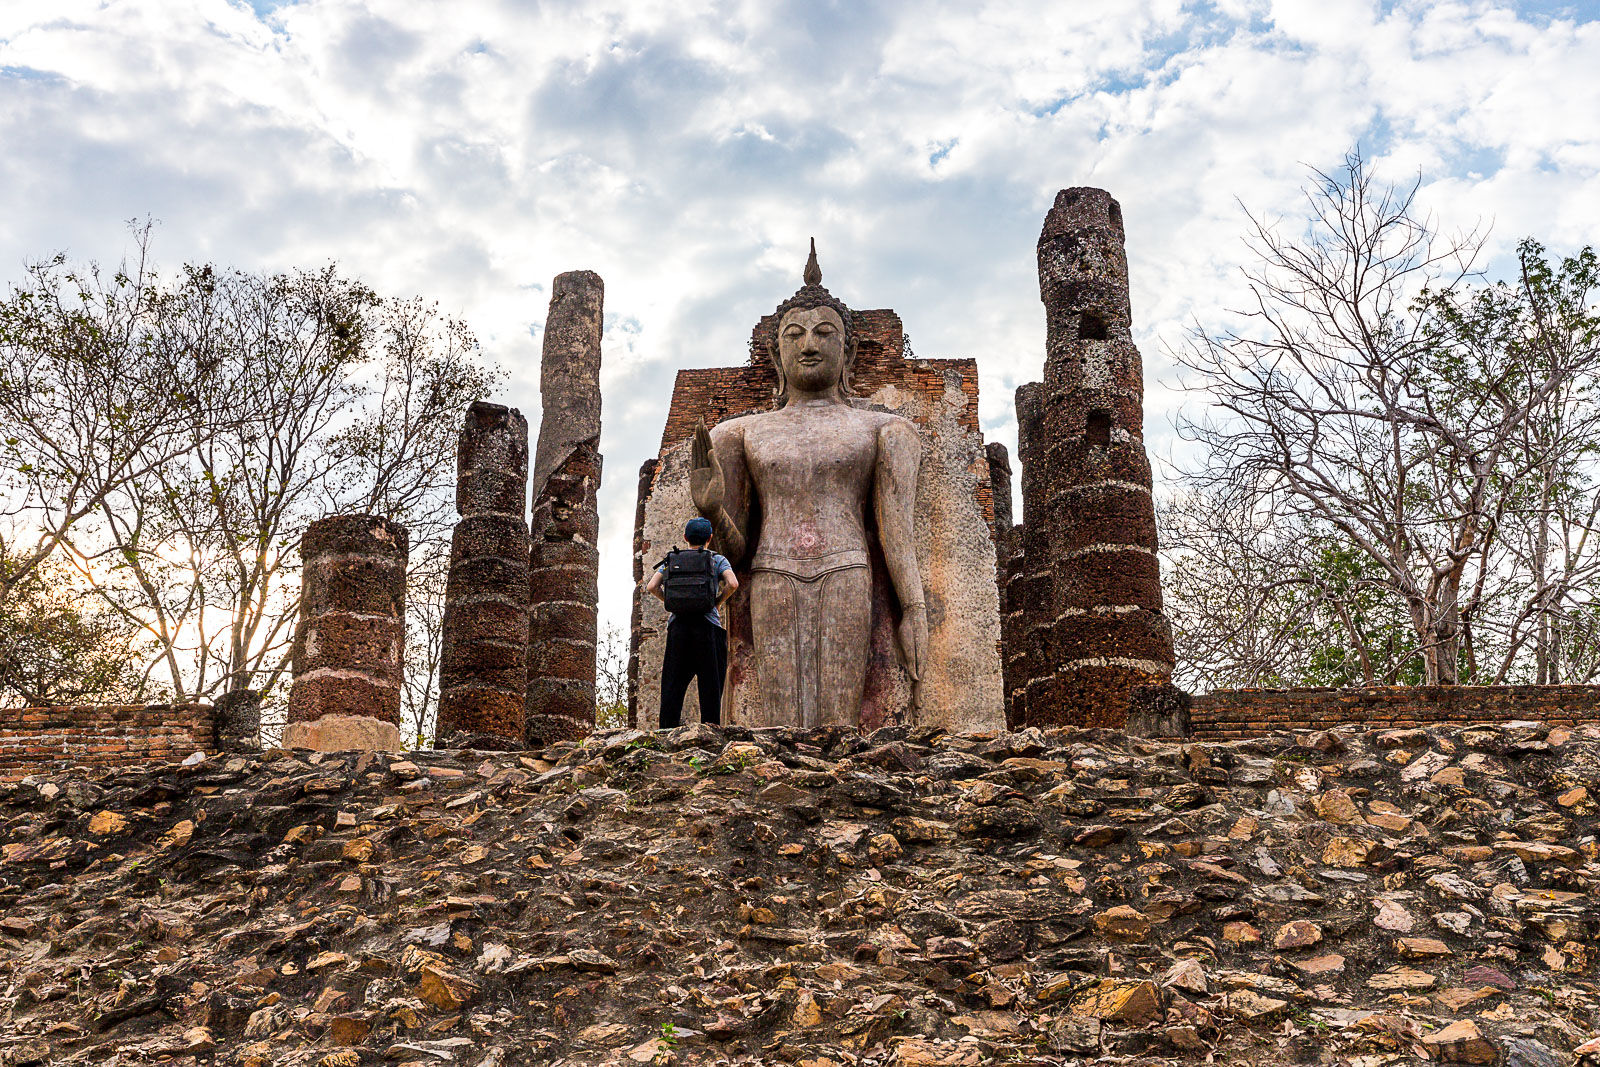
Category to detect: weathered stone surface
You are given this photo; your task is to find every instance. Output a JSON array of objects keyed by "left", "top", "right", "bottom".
[
  {"left": 281, "top": 713, "right": 402, "bottom": 753},
  {"left": 288, "top": 515, "right": 407, "bottom": 741},
  {"left": 527, "top": 271, "right": 604, "bottom": 746},
  {"left": 437, "top": 401, "right": 530, "bottom": 748},
  {"left": 1008, "top": 188, "right": 1175, "bottom": 729},
  {"left": 1, "top": 720, "right": 1596, "bottom": 1065},
  {"left": 211, "top": 689, "right": 261, "bottom": 751},
  {"left": 1070, "top": 979, "right": 1164, "bottom": 1025},
  {"left": 1422, "top": 1019, "right": 1498, "bottom": 1064}
]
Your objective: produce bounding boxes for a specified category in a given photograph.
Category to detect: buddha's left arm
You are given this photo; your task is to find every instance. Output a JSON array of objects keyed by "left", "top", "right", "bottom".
[
  {"left": 874, "top": 419, "right": 923, "bottom": 597},
  {"left": 875, "top": 420, "right": 928, "bottom": 694}
]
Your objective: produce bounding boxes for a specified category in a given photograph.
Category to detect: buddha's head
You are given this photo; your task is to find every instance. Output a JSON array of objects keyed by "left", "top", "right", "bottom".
[{"left": 768, "top": 240, "right": 856, "bottom": 404}]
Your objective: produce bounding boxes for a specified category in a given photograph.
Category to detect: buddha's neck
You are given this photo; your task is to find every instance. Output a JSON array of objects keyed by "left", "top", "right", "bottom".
[{"left": 786, "top": 387, "right": 845, "bottom": 406}]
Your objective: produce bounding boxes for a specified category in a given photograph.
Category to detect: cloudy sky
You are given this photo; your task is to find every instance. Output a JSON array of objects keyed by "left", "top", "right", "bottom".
[{"left": 3, "top": 0, "right": 1599, "bottom": 634}]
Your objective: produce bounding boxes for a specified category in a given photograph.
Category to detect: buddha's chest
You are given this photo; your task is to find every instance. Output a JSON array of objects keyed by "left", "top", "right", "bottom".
[{"left": 745, "top": 412, "right": 878, "bottom": 497}]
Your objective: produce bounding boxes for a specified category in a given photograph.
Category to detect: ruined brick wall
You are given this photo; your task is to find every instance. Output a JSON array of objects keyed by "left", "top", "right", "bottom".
[
  {"left": 1009, "top": 188, "right": 1175, "bottom": 730},
  {"left": 633, "top": 307, "right": 1005, "bottom": 732},
  {"left": 1191, "top": 685, "right": 1600, "bottom": 739},
  {"left": 0, "top": 704, "right": 215, "bottom": 782}
]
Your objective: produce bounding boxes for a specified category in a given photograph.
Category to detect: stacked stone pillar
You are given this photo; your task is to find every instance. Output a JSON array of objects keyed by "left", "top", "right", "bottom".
[
  {"left": 286, "top": 516, "right": 408, "bottom": 751},
  {"left": 986, "top": 441, "right": 1013, "bottom": 570},
  {"left": 1012, "top": 188, "right": 1174, "bottom": 728},
  {"left": 435, "top": 402, "right": 530, "bottom": 748},
  {"left": 1006, "top": 383, "right": 1051, "bottom": 727},
  {"left": 526, "top": 270, "right": 605, "bottom": 745},
  {"left": 626, "top": 457, "right": 659, "bottom": 727}
]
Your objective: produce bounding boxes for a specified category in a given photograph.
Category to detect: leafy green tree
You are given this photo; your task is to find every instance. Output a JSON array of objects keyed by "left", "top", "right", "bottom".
[
  {"left": 1176, "top": 153, "right": 1600, "bottom": 685},
  {"left": 1419, "top": 241, "right": 1600, "bottom": 682},
  {"left": 1161, "top": 492, "right": 1421, "bottom": 690}
]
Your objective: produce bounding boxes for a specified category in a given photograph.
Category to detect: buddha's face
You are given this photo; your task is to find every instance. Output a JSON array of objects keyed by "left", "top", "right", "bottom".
[{"left": 777, "top": 306, "right": 849, "bottom": 396}]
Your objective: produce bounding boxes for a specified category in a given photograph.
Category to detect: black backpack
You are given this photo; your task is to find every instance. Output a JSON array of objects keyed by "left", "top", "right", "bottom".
[{"left": 662, "top": 547, "right": 719, "bottom": 616}]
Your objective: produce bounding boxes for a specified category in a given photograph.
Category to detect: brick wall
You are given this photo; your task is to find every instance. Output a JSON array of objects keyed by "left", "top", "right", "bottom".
[
  {"left": 1192, "top": 685, "right": 1600, "bottom": 740},
  {"left": 0, "top": 704, "right": 216, "bottom": 781}
]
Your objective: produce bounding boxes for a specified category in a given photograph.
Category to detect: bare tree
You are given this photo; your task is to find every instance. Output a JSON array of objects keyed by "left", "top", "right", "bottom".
[
  {"left": 1160, "top": 490, "right": 1421, "bottom": 690},
  {"left": 595, "top": 623, "right": 629, "bottom": 730},
  {"left": 4, "top": 242, "right": 501, "bottom": 706},
  {"left": 0, "top": 226, "right": 214, "bottom": 607},
  {"left": 400, "top": 537, "right": 450, "bottom": 749},
  {"left": 1175, "top": 152, "right": 1600, "bottom": 685}
]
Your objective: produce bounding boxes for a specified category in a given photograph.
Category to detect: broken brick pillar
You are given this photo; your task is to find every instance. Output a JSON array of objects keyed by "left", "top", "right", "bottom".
[
  {"left": 1006, "top": 382, "right": 1051, "bottom": 728},
  {"left": 286, "top": 515, "right": 408, "bottom": 752},
  {"left": 435, "top": 401, "right": 530, "bottom": 749},
  {"left": 986, "top": 441, "right": 1013, "bottom": 571},
  {"left": 627, "top": 457, "right": 659, "bottom": 727},
  {"left": 526, "top": 270, "right": 604, "bottom": 746},
  {"left": 1017, "top": 187, "right": 1175, "bottom": 728}
]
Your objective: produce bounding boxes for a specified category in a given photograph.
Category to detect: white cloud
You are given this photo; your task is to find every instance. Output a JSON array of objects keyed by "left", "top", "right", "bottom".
[{"left": 2, "top": 0, "right": 1598, "bottom": 637}]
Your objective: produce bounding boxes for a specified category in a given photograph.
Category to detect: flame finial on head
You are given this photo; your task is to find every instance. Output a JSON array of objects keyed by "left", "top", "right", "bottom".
[
  {"left": 771, "top": 238, "right": 851, "bottom": 342},
  {"left": 765, "top": 237, "right": 858, "bottom": 401}
]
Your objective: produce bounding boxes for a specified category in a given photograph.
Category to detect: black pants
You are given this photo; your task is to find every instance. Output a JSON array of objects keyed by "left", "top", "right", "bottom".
[{"left": 659, "top": 615, "right": 727, "bottom": 727}]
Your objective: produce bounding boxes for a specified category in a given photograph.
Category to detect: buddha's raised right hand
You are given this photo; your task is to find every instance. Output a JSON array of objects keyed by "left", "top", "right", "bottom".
[{"left": 689, "top": 420, "right": 725, "bottom": 516}]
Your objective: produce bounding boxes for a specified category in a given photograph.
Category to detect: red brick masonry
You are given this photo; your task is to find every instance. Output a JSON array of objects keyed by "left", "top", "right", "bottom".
[
  {"left": 1192, "top": 685, "right": 1600, "bottom": 740},
  {"left": 0, "top": 703, "right": 215, "bottom": 782}
]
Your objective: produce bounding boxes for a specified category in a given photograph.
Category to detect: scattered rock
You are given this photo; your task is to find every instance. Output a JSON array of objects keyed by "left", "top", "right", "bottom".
[
  {"left": 0, "top": 721, "right": 1593, "bottom": 1065},
  {"left": 1421, "top": 1019, "right": 1498, "bottom": 1064}
]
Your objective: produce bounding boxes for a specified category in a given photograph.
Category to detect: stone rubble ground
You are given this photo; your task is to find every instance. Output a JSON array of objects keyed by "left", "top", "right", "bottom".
[{"left": 1, "top": 721, "right": 1598, "bottom": 1066}]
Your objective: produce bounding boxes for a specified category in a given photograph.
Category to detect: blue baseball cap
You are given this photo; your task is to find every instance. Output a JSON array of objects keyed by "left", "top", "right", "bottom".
[{"left": 685, "top": 517, "right": 714, "bottom": 544}]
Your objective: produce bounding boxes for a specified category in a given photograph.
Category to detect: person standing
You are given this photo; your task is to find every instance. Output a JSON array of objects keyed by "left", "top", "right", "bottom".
[{"left": 645, "top": 517, "right": 738, "bottom": 726}]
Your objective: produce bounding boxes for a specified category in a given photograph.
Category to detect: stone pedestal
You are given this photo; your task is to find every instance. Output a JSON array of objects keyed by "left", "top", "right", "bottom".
[
  {"left": 212, "top": 689, "right": 261, "bottom": 751},
  {"left": 436, "top": 402, "right": 530, "bottom": 748},
  {"left": 526, "top": 270, "right": 605, "bottom": 745},
  {"left": 1126, "top": 683, "right": 1192, "bottom": 739},
  {"left": 286, "top": 515, "right": 408, "bottom": 752}
]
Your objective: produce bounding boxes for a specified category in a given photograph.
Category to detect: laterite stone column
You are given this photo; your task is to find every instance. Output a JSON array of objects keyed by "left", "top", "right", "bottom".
[
  {"left": 526, "top": 270, "right": 605, "bottom": 746},
  {"left": 986, "top": 441, "right": 1013, "bottom": 571},
  {"left": 1022, "top": 187, "right": 1175, "bottom": 728},
  {"left": 435, "top": 401, "right": 530, "bottom": 748},
  {"left": 626, "top": 457, "right": 659, "bottom": 727},
  {"left": 1006, "top": 383, "right": 1053, "bottom": 728},
  {"left": 286, "top": 515, "right": 408, "bottom": 751}
]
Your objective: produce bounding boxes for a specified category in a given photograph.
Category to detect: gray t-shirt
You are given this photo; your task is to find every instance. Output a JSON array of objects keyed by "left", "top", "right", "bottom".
[{"left": 658, "top": 549, "right": 733, "bottom": 627}]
